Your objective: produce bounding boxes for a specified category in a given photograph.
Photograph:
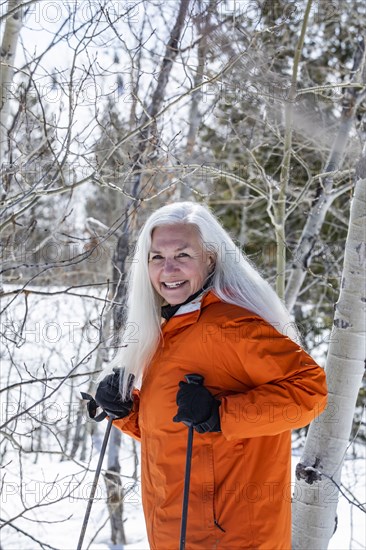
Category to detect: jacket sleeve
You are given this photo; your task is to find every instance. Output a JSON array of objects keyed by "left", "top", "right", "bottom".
[
  {"left": 215, "top": 318, "right": 328, "bottom": 440},
  {"left": 112, "top": 390, "right": 141, "bottom": 441}
]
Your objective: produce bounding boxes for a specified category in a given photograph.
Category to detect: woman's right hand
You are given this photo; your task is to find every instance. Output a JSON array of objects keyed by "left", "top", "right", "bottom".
[{"left": 95, "top": 369, "right": 134, "bottom": 419}]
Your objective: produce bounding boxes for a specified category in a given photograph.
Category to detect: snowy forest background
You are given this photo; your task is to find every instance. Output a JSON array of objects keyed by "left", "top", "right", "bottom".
[{"left": 0, "top": 0, "right": 365, "bottom": 549}]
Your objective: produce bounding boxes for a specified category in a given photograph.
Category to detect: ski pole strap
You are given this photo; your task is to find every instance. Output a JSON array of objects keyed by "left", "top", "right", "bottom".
[{"left": 81, "top": 392, "right": 107, "bottom": 422}]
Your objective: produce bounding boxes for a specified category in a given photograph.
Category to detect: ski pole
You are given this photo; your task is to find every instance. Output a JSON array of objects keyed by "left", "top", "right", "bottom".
[
  {"left": 179, "top": 373, "right": 204, "bottom": 550},
  {"left": 77, "top": 414, "right": 114, "bottom": 550}
]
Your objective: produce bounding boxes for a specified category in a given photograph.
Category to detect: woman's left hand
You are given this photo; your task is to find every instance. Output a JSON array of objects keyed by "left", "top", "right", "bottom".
[{"left": 173, "top": 381, "right": 221, "bottom": 433}]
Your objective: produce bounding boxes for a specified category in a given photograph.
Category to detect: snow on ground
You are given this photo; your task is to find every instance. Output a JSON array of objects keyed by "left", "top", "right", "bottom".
[
  {"left": 2, "top": 443, "right": 364, "bottom": 549},
  {"left": 0, "top": 439, "right": 149, "bottom": 549},
  {"left": 1, "top": 287, "right": 365, "bottom": 549}
]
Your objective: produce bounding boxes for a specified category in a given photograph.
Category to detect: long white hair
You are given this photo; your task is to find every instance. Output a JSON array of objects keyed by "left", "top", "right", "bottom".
[{"left": 107, "top": 201, "right": 299, "bottom": 398}]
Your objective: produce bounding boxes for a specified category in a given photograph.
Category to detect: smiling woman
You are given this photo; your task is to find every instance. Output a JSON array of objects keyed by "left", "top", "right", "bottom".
[
  {"left": 148, "top": 224, "right": 215, "bottom": 305},
  {"left": 93, "top": 201, "right": 327, "bottom": 550}
]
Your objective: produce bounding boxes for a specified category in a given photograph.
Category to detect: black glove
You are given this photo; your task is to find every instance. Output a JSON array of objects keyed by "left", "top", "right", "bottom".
[
  {"left": 173, "top": 381, "right": 221, "bottom": 433},
  {"left": 94, "top": 369, "right": 134, "bottom": 419}
]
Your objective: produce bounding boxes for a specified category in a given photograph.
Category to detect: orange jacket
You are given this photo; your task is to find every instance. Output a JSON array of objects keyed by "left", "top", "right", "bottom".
[{"left": 114, "top": 291, "right": 327, "bottom": 549}]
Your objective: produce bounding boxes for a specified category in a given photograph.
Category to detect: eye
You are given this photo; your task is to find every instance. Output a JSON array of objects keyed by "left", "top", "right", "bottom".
[
  {"left": 149, "top": 254, "right": 163, "bottom": 262},
  {"left": 177, "top": 252, "right": 189, "bottom": 258}
]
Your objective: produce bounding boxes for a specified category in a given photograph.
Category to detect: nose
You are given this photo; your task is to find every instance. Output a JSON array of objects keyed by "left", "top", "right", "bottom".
[{"left": 162, "top": 258, "right": 179, "bottom": 273}]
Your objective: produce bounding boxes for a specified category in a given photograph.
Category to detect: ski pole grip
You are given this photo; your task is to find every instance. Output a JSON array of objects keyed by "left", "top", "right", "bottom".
[{"left": 185, "top": 373, "right": 204, "bottom": 386}]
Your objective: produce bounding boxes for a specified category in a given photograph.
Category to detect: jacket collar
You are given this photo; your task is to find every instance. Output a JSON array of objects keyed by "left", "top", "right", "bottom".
[{"left": 161, "top": 290, "right": 220, "bottom": 333}]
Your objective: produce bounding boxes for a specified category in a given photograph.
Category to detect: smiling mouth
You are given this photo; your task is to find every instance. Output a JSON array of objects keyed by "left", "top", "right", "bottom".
[{"left": 162, "top": 281, "right": 187, "bottom": 289}]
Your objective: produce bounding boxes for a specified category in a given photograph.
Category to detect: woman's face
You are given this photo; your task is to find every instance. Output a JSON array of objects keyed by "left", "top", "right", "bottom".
[{"left": 148, "top": 224, "right": 214, "bottom": 305}]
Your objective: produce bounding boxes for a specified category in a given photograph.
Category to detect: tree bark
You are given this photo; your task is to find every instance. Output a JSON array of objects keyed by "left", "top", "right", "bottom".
[
  {"left": 292, "top": 174, "right": 366, "bottom": 549},
  {"left": 105, "top": 427, "right": 126, "bottom": 545},
  {"left": 0, "top": 0, "right": 24, "bottom": 170},
  {"left": 274, "top": 0, "right": 313, "bottom": 300},
  {"left": 180, "top": 0, "right": 213, "bottom": 200},
  {"left": 285, "top": 38, "right": 366, "bottom": 312}
]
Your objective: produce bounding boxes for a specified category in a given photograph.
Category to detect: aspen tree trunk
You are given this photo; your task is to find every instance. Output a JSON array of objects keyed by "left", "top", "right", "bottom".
[
  {"left": 292, "top": 175, "right": 366, "bottom": 549},
  {"left": 105, "top": 428, "right": 126, "bottom": 545},
  {"left": 0, "top": 0, "right": 24, "bottom": 294},
  {"left": 180, "top": 0, "right": 213, "bottom": 200},
  {"left": 285, "top": 38, "right": 366, "bottom": 312},
  {"left": 0, "top": 0, "right": 24, "bottom": 168},
  {"left": 274, "top": 0, "right": 313, "bottom": 300}
]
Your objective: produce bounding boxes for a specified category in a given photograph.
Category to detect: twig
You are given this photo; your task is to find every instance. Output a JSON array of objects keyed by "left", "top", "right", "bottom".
[{"left": 0, "top": 517, "right": 58, "bottom": 549}]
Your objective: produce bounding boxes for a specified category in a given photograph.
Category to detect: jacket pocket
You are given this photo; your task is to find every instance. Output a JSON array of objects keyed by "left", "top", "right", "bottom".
[
  {"left": 208, "top": 438, "right": 256, "bottom": 546},
  {"left": 199, "top": 443, "right": 226, "bottom": 535}
]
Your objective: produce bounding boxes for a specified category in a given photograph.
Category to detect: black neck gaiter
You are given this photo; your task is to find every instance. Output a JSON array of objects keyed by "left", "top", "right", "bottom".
[{"left": 161, "top": 277, "right": 213, "bottom": 321}]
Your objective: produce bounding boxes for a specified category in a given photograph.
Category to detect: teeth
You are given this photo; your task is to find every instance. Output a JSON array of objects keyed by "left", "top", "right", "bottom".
[{"left": 164, "top": 281, "right": 185, "bottom": 288}]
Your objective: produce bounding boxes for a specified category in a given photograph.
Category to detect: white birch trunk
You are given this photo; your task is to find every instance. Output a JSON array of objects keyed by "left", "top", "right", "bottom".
[
  {"left": 0, "top": 0, "right": 24, "bottom": 166},
  {"left": 285, "top": 40, "right": 366, "bottom": 312},
  {"left": 180, "top": 0, "right": 213, "bottom": 200},
  {"left": 292, "top": 176, "right": 366, "bottom": 549}
]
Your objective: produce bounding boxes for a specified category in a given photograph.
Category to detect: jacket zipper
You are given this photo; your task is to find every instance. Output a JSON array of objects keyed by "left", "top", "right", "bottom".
[
  {"left": 214, "top": 519, "right": 226, "bottom": 532},
  {"left": 207, "top": 443, "right": 226, "bottom": 535}
]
